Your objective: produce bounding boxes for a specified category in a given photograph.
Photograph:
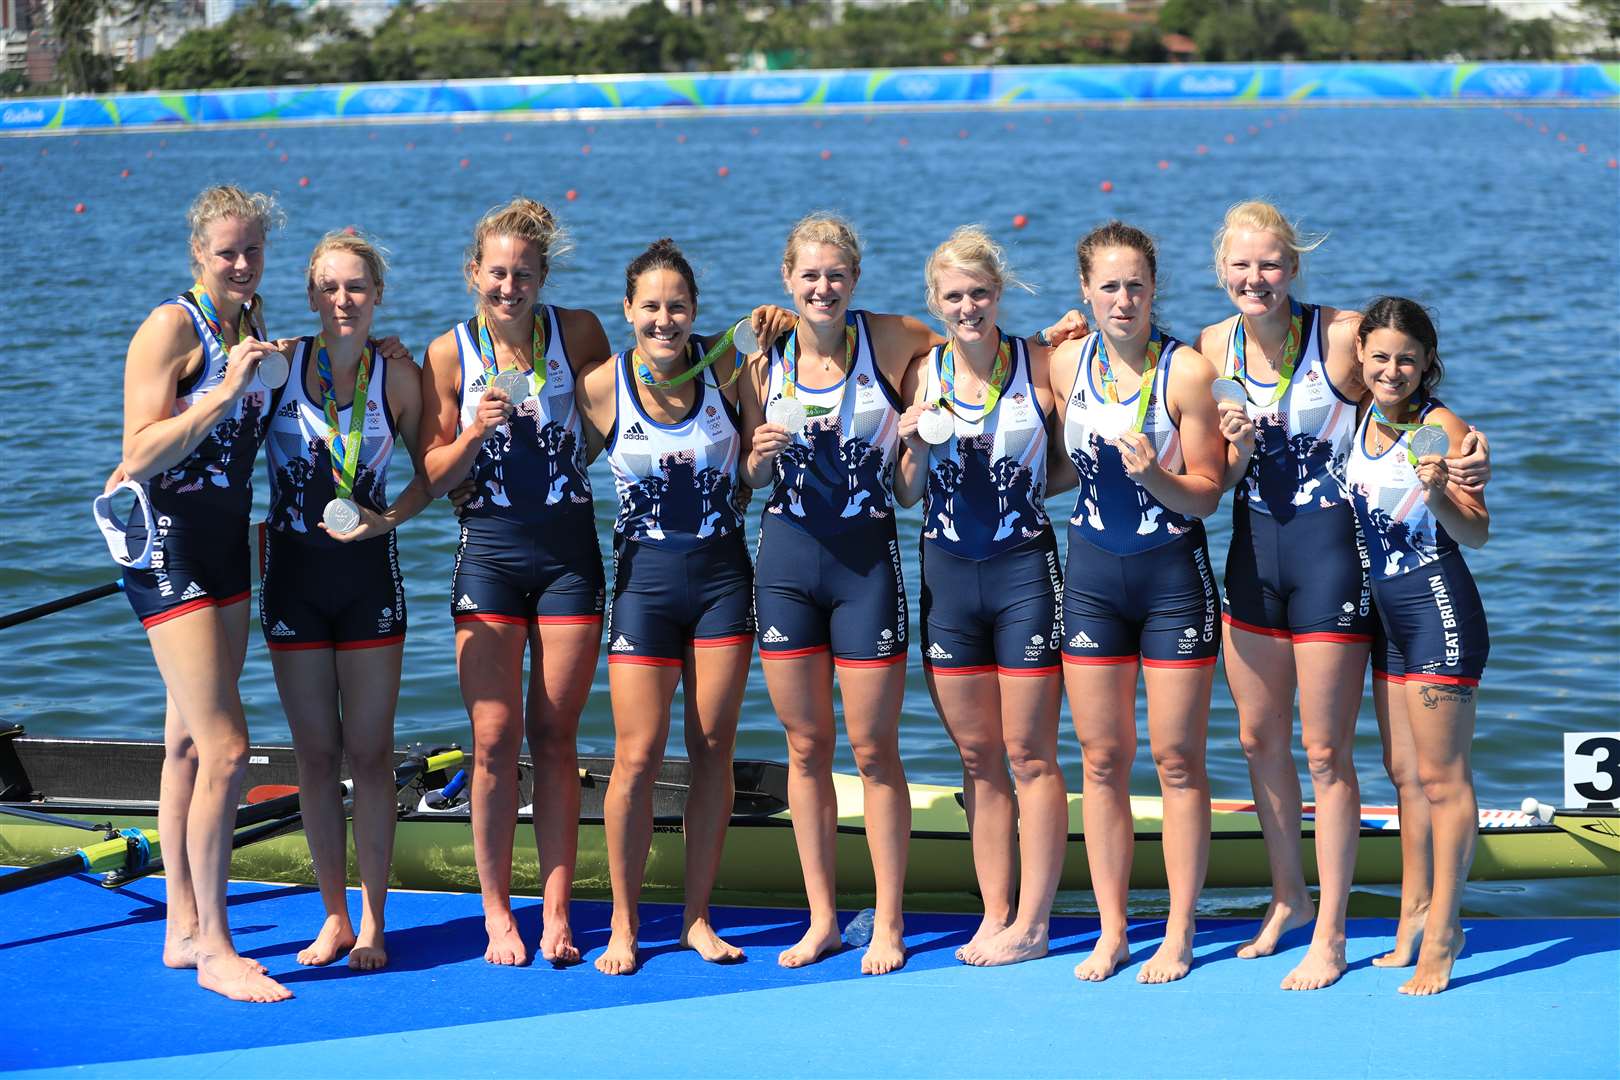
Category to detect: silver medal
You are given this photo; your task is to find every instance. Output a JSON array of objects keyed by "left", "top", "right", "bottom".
[
  {"left": 322, "top": 497, "right": 361, "bottom": 535},
  {"left": 917, "top": 407, "right": 955, "bottom": 445},
  {"left": 1408, "top": 425, "right": 1450, "bottom": 460},
  {"left": 491, "top": 370, "right": 531, "bottom": 403},
  {"left": 767, "top": 396, "right": 808, "bottom": 432},
  {"left": 256, "top": 350, "right": 289, "bottom": 390},
  {"left": 730, "top": 318, "right": 761, "bottom": 357},
  {"left": 1210, "top": 377, "right": 1247, "bottom": 406}
]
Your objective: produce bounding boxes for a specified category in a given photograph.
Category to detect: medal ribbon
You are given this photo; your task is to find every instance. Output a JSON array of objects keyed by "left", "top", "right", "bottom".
[
  {"left": 476, "top": 310, "right": 546, "bottom": 395},
  {"left": 316, "top": 335, "right": 374, "bottom": 502},
  {"left": 635, "top": 323, "right": 747, "bottom": 391},
  {"left": 782, "top": 314, "right": 857, "bottom": 417},
  {"left": 1231, "top": 299, "right": 1305, "bottom": 407},
  {"left": 1370, "top": 399, "right": 1443, "bottom": 467},
  {"left": 188, "top": 282, "right": 259, "bottom": 350},
  {"left": 938, "top": 331, "right": 1012, "bottom": 419},
  {"left": 1096, "top": 327, "right": 1165, "bottom": 435}
]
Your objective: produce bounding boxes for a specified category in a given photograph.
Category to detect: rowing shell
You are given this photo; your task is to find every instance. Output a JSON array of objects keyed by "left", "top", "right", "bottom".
[{"left": 1, "top": 730, "right": 1614, "bottom": 906}]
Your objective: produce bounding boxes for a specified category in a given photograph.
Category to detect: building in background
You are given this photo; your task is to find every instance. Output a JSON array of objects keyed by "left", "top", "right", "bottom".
[{"left": 1, "top": 0, "right": 31, "bottom": 74}]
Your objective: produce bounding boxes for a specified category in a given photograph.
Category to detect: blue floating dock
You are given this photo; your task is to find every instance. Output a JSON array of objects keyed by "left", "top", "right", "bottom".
[{"left": 1, "top": 876, "right": 1615, "bottom": 1078}]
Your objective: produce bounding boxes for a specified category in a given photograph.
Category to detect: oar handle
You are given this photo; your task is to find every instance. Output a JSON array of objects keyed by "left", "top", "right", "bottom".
[{"left": 0, "top": 582, "right": 123, "bottom": 631}]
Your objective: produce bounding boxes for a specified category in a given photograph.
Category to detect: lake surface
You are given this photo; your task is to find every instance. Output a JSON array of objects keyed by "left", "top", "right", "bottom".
[{"left": 1, "top": 104, "right": 1616, "bottom": 916}]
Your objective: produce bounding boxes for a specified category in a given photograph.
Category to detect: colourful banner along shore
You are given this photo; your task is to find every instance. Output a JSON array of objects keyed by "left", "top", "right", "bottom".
[{"left": 2, "top": 61, "right": 1616, "bottom": 135}]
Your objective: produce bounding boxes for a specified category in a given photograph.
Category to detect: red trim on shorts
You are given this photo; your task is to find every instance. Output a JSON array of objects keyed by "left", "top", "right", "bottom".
[
  {"left": 217, "top": 590, "right": 251, "bottom": 608},
  {"left": 335, "top": 634, "right": 405, "bottom": 652},
  {"left": 1373, "top": 670, "right": 1405, "bottom": 684},
  {"left": 454, "top": 613, "right": 529, "bottom": 626},
  {"left": 608, "top": 654, "right": 682, "bottom": 667},
  {"left": 1222, "top": 612, "right": 1291, "bottom": 639},
  {"left": 1404, "top": 672, "right": 1480, "bottom": 687},
  {"left": 1293, "top": 631, "right": 1373, "bottom": 644},
  {"left": 267, "top": 639, "right": 335, "bottom": 652},
  {"left": 140, "top": 597, "right": 215, "bottom": 629},
  {"left": 535, "top": 614, "right": 603, "bottom": 625},
  {"left": 1062, "top": 653, "right": 1137, "bottom": 666},
  {"left": 924, "top": 663, "right": 997, "bottom": 676},
  {"left": 999, "top": 665, "right": 1060, "bottom": 677},
  {"left": 759, "top": 644, "right": 830, "bottom": 661},
  {"left": 1142, "top": 656, "right": 1219, "bottom": 669},
  {"left": 834, "top": 654, "right": 907, "bottom": 669},
  {"left": 693, "top": 634, "right": 753, "bottom": 649}
]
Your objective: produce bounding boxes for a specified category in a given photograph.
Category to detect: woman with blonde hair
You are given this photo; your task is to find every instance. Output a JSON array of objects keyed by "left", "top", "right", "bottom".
[
  {"left": 420, "top": 197, "right": 611, "bottom": 967},
  {"left": 893, "top": 226, "right": 1080, "bottom": 966},
  {"left": 259, "top": 230, "right": 431, "bottom": 971}
]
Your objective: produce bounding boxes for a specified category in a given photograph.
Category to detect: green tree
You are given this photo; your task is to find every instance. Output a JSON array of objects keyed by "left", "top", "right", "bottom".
[
  {"left": 53, "top": 0, "right": 118, "bottom": 92},
  {"left": 139, "top": 25, "right": 236, "bottom": 88}
]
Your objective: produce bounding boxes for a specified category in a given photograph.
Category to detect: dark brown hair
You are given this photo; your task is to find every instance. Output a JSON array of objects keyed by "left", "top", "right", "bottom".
[
  {"left": 1077, "top": 220, "right": 1158, "bottom": 286},
  {"left": 1358, "top": 296, "right": 1445, "bottom": 397},
  {"left": 625, "top": 237, "right": 698, "bottom": 305}
]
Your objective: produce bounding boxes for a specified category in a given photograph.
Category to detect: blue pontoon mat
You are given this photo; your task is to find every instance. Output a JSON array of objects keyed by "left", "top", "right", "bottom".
[{"left": 1, "top": 876, "right": 1614, "bottom": 1078}]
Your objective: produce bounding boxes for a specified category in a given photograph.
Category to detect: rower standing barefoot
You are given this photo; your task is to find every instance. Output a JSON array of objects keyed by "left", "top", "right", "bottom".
[
  {"left": 260, "top": 232, "right": 431, "bottom": 973},
  {"left": 1048, "top": 222, "right": 1225, "bottom": 985},
  {"left": 1347, "top": 298, "right": 1490, "bottom": 996},
  {"left": 419, "top": 199, "right": 609, "bottom": 967}
]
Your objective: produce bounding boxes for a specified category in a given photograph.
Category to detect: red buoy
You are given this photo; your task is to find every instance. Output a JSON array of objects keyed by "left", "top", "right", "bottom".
[
  {"left": 898, "top": 137, "right": 909, "bottom": 147},
  {"left": 1100, "top": 180, "right": 1113, "bottom": 193},
  {"left": 1557, "top": 132, "right": 1568, "bottom": 142},
  {"left": 1578, "top": 143, "right": 1588, "bottom": 153},
  {"left": 749, "top": 127, "right": 760, "bottom": 136},
  {"left": 1157, "top": 159, "right": 1169, "bottom": 170},
  {"left": 820, "top": 149, "right": 832, "bottom": 160},
  {"left": 565, "top": 189, "right": 578, "bottom": 201},
  {"left": 298, "top": 176, "right": 310, "bottom": 188},
  {"left": 676, "top": 134, "right": 687, "bottom": 144},
  {"left": 581, "top": 145, "right": 591, "bottom": 155},
  {"left": 1012, "top": 214, "right": 1028, "bottom": 229},
  {"left": 74, "top": 202, "right": 86, "bottom": 213},
  {"left": 1224, "top": 133, "right": 1236, "bottom": 144},
  {"left": 405, "top": 141, "right": 415, "bottom": 150},
  {"left": 343, "top": 225, "right": 357, "bottom": 235},
  {"left": 119, "top": 168, "right": 130, "bottom": 178},
  {"left": 1196, "top": 144, "right": 1208, "bottom": 154},
  {"left": 717, "top": 166, "right": 730, "bottom": 177},
  {"left": 957, "top": 129, "right": 969, "bottom": 139},
  {"left": 1609, "top": 158, "right": 1618, "bottom": 169},
  {"left": 278, "top": 152, "right": 288, "bottom": 163}
]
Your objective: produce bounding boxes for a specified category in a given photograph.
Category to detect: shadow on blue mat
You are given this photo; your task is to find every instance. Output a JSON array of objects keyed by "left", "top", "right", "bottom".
[{"left": 1, "top": 876, "right": 1615, "bottom": 1072}]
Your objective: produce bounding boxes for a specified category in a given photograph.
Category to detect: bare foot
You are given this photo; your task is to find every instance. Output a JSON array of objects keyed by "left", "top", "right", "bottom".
[
  {"left": 861, "top": 921, "right": 906, "bottom": 976},
  {"left": 1236, "top": 897, "right": 1314, "bottom": 959},
  {"left": 1074, "top": 931, "right": 1130, "bottom": 982},
  {"left": 163, "top": 931, "right": 200, "bottom": 970},
  {"left": 963, "top": 922, "right": 1049, "bottom": 967},
  {"left": 539, "top": 911, "right": 581, "bottom": 967},
  {"left": 1371, "top": 910, "right": 1428, "bottom": 968},
  {"left": 297, "top": 914, "right": 356, "bottom": 967},
  {"left": 778, "top": 922, "right": 842, "bottom": 969},
  {"left": 197, "top": 952, "right": 292, "bottom": 1003},
  {"left": 955, "top": 914, "right": 1008, "bottom": 963},
  {"left": 594, "top": 925, "right": 640, "bottom": 975},
  {"left": 681, "top": 916, "right": 745, "bottom": 964},
  {"left": 1281, "top": 939, "right": 1347, "bottom": 990},
  {"left": 484, "top": 912, "right": 529, "bottom": 966},
  {"left": 1399, "top": 926, "right": 1464, "bottom": 996},
  {"left": 1138, "top": 925, "right": 1195, "bottom": 984},
  {"left": 348, "top": 922, "right": 387, "bottom": 972}
]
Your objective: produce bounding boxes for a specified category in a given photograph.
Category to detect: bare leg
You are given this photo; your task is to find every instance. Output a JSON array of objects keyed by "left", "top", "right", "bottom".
[
  {"left": 525, "top": 618, "right": 600, "bottom": 966},
  {"left": 1281, "top": 639, "right": 1369, "bottom": 991},
  {"left": 269, "top": 647, "right": 353, "bottom": 967},
  {"left": 1138, "top": 661, "right": 1215, "bottom": 984},
  {"left": 970, "top": 671, "right": 1066, "bottom": 967},
  {"left": 677, "top": 639, "right": 751, "bottom": 963},
  {"left": 838, "top": 660, "right": 910, "bottom": 975},
  {"left": 1068, "top": 660, "right": 1137, "bottom": 982},
  {"left": 1223, "top": 625, "right": 1313, "bottom": 959},
  {"left": 597, "top": 660, "right": 680, "bottom": 975},
  {"left": 158, "top": 692, "right": 202, "bottom": 969},
  {"left": 147, "top": 602, "right": 291, "bottom": 1002},
  {"left": 1372, "top": 676, "right": 1432, "bottom": 967},
  {"left": 335, "top": 641, "right": 403, "bottom": 972},
  {"left": 456, "top": 620, "right": 531, "bottom": 966},
  {"left": 1400, "top": 679, "right": 1477, "bottom": 996},
  {"left": 764, "top": 651, "right": 844, "bottom": 969},
  {"left": 928, "top": 669, "right": 1014, "bottom": 961}
]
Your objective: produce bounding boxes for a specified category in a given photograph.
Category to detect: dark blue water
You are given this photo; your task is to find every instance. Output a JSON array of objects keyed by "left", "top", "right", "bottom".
[{"left": 1, "top": 105, "right": 1616, "bottom": 915}]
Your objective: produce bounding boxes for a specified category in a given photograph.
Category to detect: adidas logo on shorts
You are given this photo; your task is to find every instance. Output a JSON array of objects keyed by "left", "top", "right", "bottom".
[
  {"left": 454, "top": 594, "right": 478, "bottom": 611},
  {"left": 610, "top": 635, "right": 634, "bottom": 652},
  {"left": 180, "top": 582, "right": 206, "bottom": 601},
  {"left": 1068, "top": 631, "right": 1098, "bottom": 649},
  {"left": 623, "top": 422, "right": 649, "bottom": 441},
  {"left": 762, "top": 626, "right": 788, "bottom": 644},
  {"left": 269, "top": 621, "right": 295, "bottom": 637},
  {"left": 926, "top": 643, "right": 953, "bottom": 661}
]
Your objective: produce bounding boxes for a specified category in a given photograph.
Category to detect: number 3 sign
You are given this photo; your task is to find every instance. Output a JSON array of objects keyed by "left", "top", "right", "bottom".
[{"left": 1565, "top": 732, "right": 1620, "bottom": 809}]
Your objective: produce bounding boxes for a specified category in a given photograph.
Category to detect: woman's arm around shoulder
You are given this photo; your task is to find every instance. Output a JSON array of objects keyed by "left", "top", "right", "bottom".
[{"left": 865, "top": 311, "right": 945, "bottom": 389}]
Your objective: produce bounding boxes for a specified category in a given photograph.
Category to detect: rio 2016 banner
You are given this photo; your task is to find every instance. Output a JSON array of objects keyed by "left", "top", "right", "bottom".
[{"left": 2, "top": 62, "right": 1615, "bottom": 135}]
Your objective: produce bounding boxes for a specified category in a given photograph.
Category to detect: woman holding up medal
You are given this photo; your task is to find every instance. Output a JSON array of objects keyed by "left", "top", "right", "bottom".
[
  {"left": 891, "top": 227, "right": 1081, "bottom": 967},
  {"left": 1348, "top": 297, "right": 1489, "bottom": 996},
  {"left": 573, "top": 238, "right": 789, "bottom": 975},
  {"left": 1049, "top": 221, "right": 1225, "bottom": 985},
  {"left": 109, "top": 185, "right": 291, "bottom": 1002},
  {"left": 420, "top": 198, "right": 611, "bottom": 967},
  {"left": 1197, "top": 201, "right": 1492, "bottom": 988},
  {"left": 259, "top": 232, "right": 431, "bottom": 972},
  {"left": 739, "top": 214, "right": 941, "bottom": 976}
]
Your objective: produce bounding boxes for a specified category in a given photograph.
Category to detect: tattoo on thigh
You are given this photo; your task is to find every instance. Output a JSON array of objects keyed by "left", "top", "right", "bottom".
[{"left": 1419, "top": 683, "right": 1475, "bottom": 709}]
